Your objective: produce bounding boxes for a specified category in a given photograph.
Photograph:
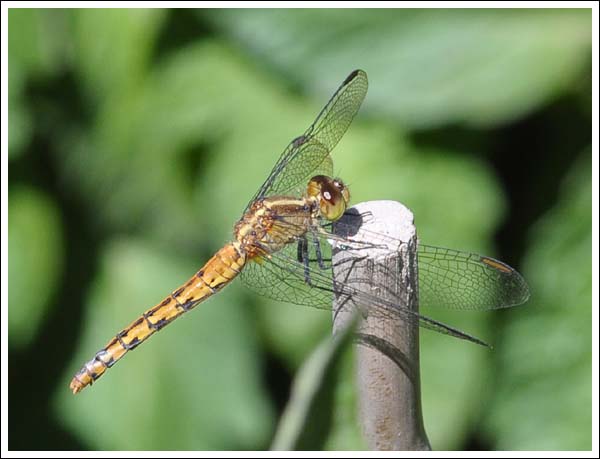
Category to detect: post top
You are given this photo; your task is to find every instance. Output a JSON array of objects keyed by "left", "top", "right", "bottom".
[{"left": 332, "top": 200, "right": 416, "bottom": 260}]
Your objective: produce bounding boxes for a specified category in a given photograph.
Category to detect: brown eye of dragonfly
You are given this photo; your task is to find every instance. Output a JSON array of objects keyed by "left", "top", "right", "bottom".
[
  {"left": 333, "top": 178, "right": 350, "bottom": 204},
  {"left": 307, "top": 175, "right": 349, "bottom": 221}
]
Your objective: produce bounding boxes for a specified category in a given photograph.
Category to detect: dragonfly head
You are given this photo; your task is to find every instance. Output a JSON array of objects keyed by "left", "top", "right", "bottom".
[{"left": 307, "top": 175, "right": 350, "bottom": 221}]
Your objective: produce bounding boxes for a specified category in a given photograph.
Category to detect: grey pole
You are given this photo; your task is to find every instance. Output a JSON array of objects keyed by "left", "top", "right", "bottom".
[{"left": 331, "top": 200, "right": 430, "bottom": 451}]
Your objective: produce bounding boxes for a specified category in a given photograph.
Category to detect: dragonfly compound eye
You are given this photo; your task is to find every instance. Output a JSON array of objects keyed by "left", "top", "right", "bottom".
[
  {"left": 307, "top": 175, "right": 348, "bottom": 221},
  {"left": 332, "top": 178, "right": 350, "bottom": 205}
]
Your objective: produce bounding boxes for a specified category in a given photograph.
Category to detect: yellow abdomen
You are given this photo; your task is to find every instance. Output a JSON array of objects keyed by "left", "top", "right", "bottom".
[{"left": 69, "top": 242, "right": 245, "bottom": 394}]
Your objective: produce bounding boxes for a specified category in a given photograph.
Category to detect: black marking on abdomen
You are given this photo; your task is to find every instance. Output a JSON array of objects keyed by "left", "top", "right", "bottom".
[
  {"left": 84, "top": 363, "right": 99, "bottom": 381},
  {"left": 95, "top": 350, "right": 115, "bottom": 368},
  {"left": 170, "top": 293, "right": 185, "bottom": 311},
  {"left": 143, "top": 312, "right": 170, "bottom": 331},
  {"left": 153, "top": 318, "right": 170, "bottom": 330},
  {"left": 180, "top": 299, "right": 196, "bottom": 311},
  {"left": 170, "top": 292, "right": 198, "bottom": 312},
  {"left": 116, "top": 331, "right": 140, "bottom": 350},
  {"left": 116, "top": 333, "right": 127, "bottom": 348}
]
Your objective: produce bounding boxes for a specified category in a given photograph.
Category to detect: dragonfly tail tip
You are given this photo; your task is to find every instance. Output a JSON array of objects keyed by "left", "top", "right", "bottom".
[{"left": 69, "top": 376, "right": 87, "bottom": 395}]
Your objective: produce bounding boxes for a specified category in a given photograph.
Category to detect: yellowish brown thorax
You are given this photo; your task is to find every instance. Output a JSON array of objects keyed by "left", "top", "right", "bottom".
[{"left": 234, "top": 196, "right": 318, "bottom": 259}]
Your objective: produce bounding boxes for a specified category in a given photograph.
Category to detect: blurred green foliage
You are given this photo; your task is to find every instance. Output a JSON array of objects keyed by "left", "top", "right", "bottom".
[
  {"left": 485, "top": 151, "right": 592, "bottom": 450},
  {"left": 8, "top": 8, "right": 591, "bottom": 451},
  {"left": 271, "top": 314, "right": 360, "bottom": 451},
  {"left": 209, "top": 9, "right": 591, "bottom": 127},
  {"left": 8, "top": 185, "right": 63, "bottom": 349}
]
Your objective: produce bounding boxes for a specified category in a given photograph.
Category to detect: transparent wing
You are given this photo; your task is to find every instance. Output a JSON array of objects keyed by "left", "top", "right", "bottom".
[
  {"left": 240, "top": 216, "right": 530, "bottom": 313},
  {"left": 245, "top": 69, "right": 368, "bottom": 210},
  {"left": 239, "top": 219, "right": 490, "bottom": 347},
  {"left": 241, "top": 238, "right": 334, "bottom": 309},
  {"left": 329, "top": 215, "right": 530, "bottom": 311},
  {"left": 256, "top": 141, "right": 334, "bottom": 200},
  {"left": 417, "top": 244, "right": 530, "bottom": 310}
]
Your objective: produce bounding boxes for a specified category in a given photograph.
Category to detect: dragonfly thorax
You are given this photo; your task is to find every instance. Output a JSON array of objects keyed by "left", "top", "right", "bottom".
[
  {"left": 306, "top": 175, "right": 350, "bottom": 221},
  {"left": 234, "top": 196, "right": 316, "bottom": 259}
]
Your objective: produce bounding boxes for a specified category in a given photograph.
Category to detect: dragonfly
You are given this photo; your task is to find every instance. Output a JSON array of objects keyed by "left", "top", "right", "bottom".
[{"left": 70, "top": 69, "right": 530, "bottom": 394}]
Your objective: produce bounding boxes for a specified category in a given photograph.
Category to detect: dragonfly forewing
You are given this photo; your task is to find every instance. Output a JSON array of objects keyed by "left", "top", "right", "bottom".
[{"left": 246, "top": 69, "right": 368, "bottom": 210}]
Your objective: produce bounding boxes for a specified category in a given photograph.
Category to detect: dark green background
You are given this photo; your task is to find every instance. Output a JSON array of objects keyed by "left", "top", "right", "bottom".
[{"left": 8, "top": 8, "right": 592, "bottom": 450}]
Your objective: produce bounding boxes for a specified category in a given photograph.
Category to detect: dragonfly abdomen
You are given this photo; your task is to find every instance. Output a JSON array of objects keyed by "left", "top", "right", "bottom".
[{"left": 69, "top": 242, "right": 246, "bottom": 394}]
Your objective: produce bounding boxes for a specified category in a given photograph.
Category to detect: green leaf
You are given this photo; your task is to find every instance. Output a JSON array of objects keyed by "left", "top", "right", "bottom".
[
  {"left": 72, "top": 9, "right": 166, "bottom": 102},
  {"left": 8, "top": 9, "right": 67, "bottom": 80},
  {"left": 483, "top": 148, "right": 592, "bottom": 450},
  {"left": 271, "top": 315, "right": 358, "bottom": 451},
  {"left": 57, "top": 41, "right": 280, "bottom": 248},
  {"left": 323, "top": 350, "right": 365, "bottom": 450},
  {"left": 55, "top": 237, "right": 273, "bottom": 450},
  {"left": 9, "top": 186, "right": 64, "bottom": 349},
  {"left": 420, "top": 331, "right": 491, "bottom": 449},
  {"left": 8, "top": 9, "right": 69, "bottom": 158},
  {"left": 8, "top": 62, "right": 33, "bottom": 159},
  {"left": 207, "top": 9, "right": 591, "bottom": 128}
]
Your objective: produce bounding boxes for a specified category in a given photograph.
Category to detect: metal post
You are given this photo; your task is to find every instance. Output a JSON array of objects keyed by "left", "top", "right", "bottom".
[{"left": 331, "top": 200, "right": 430, "bottom": 451}]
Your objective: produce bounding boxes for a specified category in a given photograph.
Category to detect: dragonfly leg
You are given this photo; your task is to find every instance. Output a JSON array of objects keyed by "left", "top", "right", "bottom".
[
  {"left": 311, "top": 232, "right": 327, "bottom": 270},
  {"left": 297, "top": 236, "right": 312, "bottom": 286}
]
